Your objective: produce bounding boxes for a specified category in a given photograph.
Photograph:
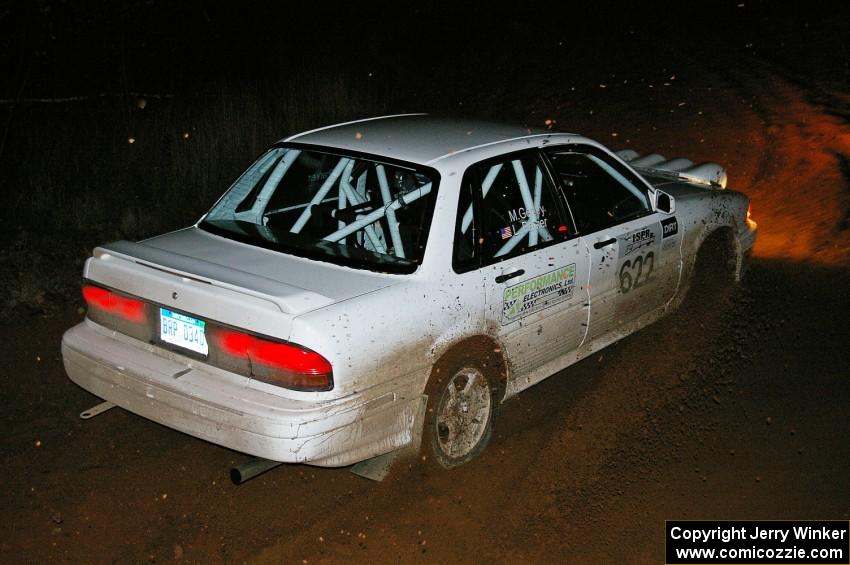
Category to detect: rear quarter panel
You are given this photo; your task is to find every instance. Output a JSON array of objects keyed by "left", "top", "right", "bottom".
[{"left": 287, "top": 270, "right": 486, "bottom": 400}]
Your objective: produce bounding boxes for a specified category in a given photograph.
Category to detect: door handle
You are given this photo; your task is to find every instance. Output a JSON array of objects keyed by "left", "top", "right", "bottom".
[
  {"left": 495, "top": 269, "right": 525, "bottom": 284},
  {"left": 593, "top": 237, "right": 617, "bottom": 250}
]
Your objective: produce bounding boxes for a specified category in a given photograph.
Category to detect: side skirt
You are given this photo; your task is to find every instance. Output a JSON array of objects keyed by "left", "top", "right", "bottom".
[{"left": 504, "top": 303, "right": 672, "bottom": 399}]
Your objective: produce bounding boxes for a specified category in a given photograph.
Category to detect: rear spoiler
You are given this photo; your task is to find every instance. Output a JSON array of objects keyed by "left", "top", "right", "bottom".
[{"left": 93, "top": 240, "right": 334, "bottom": 315}]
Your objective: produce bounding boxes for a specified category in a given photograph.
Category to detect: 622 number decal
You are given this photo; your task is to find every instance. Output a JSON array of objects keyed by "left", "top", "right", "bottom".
[{"left": 619, "top": 251, "right": 654, "bottom": 293}]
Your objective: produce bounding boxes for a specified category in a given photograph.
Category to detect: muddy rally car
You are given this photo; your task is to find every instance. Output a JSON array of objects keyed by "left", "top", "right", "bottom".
[{"left": 62, "top": 115, "right": 757, "bottom": 478}]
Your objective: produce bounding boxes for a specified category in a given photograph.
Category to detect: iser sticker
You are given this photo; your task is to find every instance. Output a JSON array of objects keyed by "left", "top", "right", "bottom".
[
  {"left": 501, "top": 264, "right": 576, "bottom": 324},
  {"left": 661, "top": 216, "right": 679, "bottom": 239},
  {"left": 622, "top": 226, "right": 657, "bottom": 257},
  {"left": 618, "top": 224, "right": 662, "bottom": 293}
]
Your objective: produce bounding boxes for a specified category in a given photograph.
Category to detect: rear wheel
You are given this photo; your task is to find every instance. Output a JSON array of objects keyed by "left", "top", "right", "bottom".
[{"left": 423, "top": 359, "right": 498, "bottom": 469}]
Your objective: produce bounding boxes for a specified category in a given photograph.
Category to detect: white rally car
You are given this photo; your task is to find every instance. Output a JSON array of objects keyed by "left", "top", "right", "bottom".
[{"left": 62, "top": 115, "right": 757, "bottom": 475}]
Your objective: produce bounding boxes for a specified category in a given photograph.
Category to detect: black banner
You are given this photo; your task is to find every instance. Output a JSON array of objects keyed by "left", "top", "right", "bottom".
[{"left": 666, "top": 521, "right": 850, "bottom": 564}]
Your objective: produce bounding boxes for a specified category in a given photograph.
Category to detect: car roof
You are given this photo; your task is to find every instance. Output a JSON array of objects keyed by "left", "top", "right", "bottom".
[{"left": 284, "top": 114, "right": 560, "bottom": 166}]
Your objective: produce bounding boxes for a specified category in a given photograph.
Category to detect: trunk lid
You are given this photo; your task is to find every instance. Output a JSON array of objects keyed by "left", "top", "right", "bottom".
[{"left": 84, "top": 227, "right": 396, "bottom": 340}]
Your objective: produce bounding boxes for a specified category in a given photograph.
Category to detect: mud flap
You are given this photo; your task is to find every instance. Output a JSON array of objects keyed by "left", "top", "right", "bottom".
[{"left": 350, "top": 395, "right": 427, "bottom": 481}]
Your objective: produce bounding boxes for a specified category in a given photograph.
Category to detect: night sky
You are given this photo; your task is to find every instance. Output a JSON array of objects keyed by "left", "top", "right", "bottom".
[{"left": 5, "top": 1, "right": 846, "bottom": 106}]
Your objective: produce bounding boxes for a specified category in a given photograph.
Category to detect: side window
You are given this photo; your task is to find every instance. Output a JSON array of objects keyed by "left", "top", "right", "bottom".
[
  {"left": 547, "top": 149, "right": 651, "bottom": 234},
  {"left": 454, "top": 152, "right": 570, "bottom": 269},
  {"left": 453, "top": 174, "right": 478, "bottom": 272}
]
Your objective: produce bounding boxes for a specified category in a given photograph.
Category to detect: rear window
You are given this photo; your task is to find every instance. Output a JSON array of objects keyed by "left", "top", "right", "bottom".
[{"left": 201, "top": 146, "right": 439, "bottom": 273}]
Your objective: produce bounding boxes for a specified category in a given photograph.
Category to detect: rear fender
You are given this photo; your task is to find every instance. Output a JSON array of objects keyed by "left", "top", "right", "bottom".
[{"left": 426, "top": 334, "right": 510, "bottom": 403}]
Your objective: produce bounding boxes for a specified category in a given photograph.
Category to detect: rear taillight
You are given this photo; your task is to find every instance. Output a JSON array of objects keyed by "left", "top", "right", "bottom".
[
  {"left": 81, "top": 283, "right": 332, "bottom": 391},
  {"left": 83, "top": 284, "right": 146, "bottom": 322},
  {"left": 213, "top": 329, "right": 333, "bottom": 392}
]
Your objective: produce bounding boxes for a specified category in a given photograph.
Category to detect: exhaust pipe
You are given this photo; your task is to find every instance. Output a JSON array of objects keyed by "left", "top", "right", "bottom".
[{"left": 230, "top": 457, "right": 283, "bottom": 485}]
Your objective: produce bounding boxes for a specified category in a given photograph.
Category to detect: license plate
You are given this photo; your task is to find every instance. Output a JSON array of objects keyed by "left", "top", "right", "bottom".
[{"left": 159, "top": 308, "right": 208, "bottom": 356}]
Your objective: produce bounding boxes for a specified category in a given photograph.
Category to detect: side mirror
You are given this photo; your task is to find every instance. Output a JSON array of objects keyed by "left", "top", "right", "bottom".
[{"left": 655, "top": 190, "right": 676, "bottom": 214}]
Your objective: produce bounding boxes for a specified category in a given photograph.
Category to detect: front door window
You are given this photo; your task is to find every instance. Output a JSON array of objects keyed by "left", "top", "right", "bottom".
[
  {"left": 546, "top": 149, "right": 651, "bottom": 235},
  {"left": 547, "top": 146, "right": 679, "bottom": 332}
]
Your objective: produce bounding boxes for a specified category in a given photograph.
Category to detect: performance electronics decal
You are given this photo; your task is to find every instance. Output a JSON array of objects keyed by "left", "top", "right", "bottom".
[{"left": 501, "top": 264, "right": 576, "bottom": 324}]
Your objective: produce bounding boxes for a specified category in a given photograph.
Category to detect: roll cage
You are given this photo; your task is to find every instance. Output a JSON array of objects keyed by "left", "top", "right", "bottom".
[{"left": 202, "top": 145, "right": 438, "bottom": 271}]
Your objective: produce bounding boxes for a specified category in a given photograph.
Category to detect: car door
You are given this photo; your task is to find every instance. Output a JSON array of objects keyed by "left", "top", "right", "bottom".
[
  {"left": 544, "top": 145, "right": 682, "bottom": 339},
  {"left": 453, "top": 150, "right": 591, "bottom": 381}
]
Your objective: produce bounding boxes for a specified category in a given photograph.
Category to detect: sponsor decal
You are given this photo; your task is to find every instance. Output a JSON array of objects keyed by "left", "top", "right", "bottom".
[
  {"left": 501, "top": 264, "right": 576, "bottom": 324},
  {"left": 661, "top": 216, "right": 679, "bottom": 239},
  {"left": 617, "top": 224, "right": 662, "bottom": 293},
  {"left": 622, "top": 226, "right": 657, "bottom": 256}
]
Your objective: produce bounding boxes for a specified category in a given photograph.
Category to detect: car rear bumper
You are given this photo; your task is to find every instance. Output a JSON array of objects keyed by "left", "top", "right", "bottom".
[{"left": 61, "top": 320, "right": 424, "bottom": 466}]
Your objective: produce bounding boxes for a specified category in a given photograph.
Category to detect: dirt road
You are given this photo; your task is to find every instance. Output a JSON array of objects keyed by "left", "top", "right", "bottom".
[{"left": 3, "top": 58, "right": 850, "bottom": 564}]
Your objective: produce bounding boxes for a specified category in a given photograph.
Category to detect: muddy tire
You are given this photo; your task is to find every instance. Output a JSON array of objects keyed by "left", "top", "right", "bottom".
[
  {"left": 422, "top": 351, "right": 499, "bottom": 469},
  {"left": 684, "top": 230, "right": 738, "bottom": 313}
]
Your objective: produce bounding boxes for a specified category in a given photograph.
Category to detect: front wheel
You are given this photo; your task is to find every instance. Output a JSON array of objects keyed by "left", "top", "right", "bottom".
[
  {"left": 424, "top": 362, "right": 497, "bottom": 469},
  {"left": 686, "top": 230, "right": 738, "bottom": 308}
]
